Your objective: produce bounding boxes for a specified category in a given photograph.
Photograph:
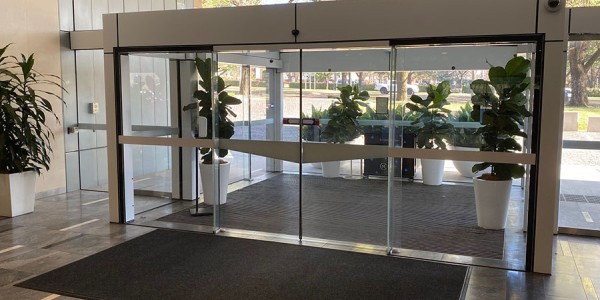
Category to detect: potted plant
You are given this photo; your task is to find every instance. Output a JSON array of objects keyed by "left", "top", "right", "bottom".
[
  {"left": 302, "top": 105, "right": 328, "bottom": 169},
  {"left": 406, "top": 81, "right": 454, "bottom": 185},
  {"left": 470, "top": 56, "right": 532, "bottom": 229},
  {"left": 449, "top": 103, "right": 486, "bottom": 177},
  {"left": 0, "top": 44, "right": 63, "bottom": 217},
  {"left": 183, "top": 57, "right": 241, "bottom": 205},
  {"left": 320, "top": 85, "right": 369, "bottom": 177}
]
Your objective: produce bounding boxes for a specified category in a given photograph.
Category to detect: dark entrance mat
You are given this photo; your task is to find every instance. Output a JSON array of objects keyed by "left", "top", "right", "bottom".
[
  {"left": 17, "top": 229, "right": 468, "bottom": 300},
  {"left": 159, "top": 174, "right": 505, "bottom": 259}
]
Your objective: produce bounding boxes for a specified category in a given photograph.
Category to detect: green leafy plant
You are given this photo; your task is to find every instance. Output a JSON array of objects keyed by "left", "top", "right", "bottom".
[
  {"left": 406, "top": 81, "right": 454, "bottom": 149},
  {"left": 183, "top": 58, "right": 242, "bottom": 164},
  {"left": 470, "top": 56, "right": 532, "bottom": 180},
  {"left": 0, "top": 44, "right": 64, "bottom": 174},
  {"left": 450, "top": 103, "right": 481, "bottom": 148},
  {"left": 394, "top": 103, "right": 421, "bottom": 121},
  {"left": 321, "top": 85, "right": 369, "bottom": 144},
  {"left": 301, "top": 105, "right": 328, "bottom": 141}
]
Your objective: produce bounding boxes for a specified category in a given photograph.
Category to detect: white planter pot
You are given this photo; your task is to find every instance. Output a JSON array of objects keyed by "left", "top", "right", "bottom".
[
  {"left": 451, "top": 146, "right": 481, "bottom": 178},
  {"left": 473, "top": 178, "right": 512, "bottom": 229},
  {"left": 199, "top": 162, "right": 230, "bottom": 205},
  {"left": 321, "top": 161, "right": 341, "bottom": 178},
  {"left": 421, "top": 159, "right": 445, "bottom": 185},
  {"left": 0, "top": 171, "right": 37, "bottom": 217}
]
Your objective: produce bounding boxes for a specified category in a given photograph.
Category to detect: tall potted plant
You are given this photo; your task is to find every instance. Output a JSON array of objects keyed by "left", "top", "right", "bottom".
[
  {"left": 449, "top": 103, "right": 486, "bottom": 177},
  {"left": 320, "top": 85, "right": 369, "bottom": 177},
  {"left": 183, "top": 58, "right": 241, "bottom": 205},
  {"left": 406, "top": 81, "right": 454, "bottom": 185},
  {"left": 470, "top": 56, "right": 532, "bottom": 229},
  {"left": 0, "top": 44, "right": 63, "bottom": 217}
]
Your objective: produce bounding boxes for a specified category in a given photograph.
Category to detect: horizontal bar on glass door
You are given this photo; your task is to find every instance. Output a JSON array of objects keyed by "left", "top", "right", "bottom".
[{"left": 388, "top": 148, "right": 536, "bottom": 164}]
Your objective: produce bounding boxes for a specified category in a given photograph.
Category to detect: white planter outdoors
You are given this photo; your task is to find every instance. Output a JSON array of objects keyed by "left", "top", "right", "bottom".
[
  {"left": 473, "top": 177, "right": 512, "bottom": 229},
  {"left": 0, "top": 171, "right": 37, "bottom": 217},
  {"left": 451, "top": 146, "right": 481, "bottom": 178},
  {"left": 421, "top": 159, "right": 445, "bottom": 185},
  {"left": 322, "top": 161, "right": 341, "bottom": 178},
  {"left": 200, "top": 161, "right": 230, "bottom": 205}
]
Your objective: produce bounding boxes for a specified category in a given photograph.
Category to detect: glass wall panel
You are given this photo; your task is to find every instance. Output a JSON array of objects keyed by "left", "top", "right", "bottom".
[
  {"left": 76, "top": 50, "right": 108, "bottom": 191},
  {"left": 559, "top": 40, "right": 600, "bottom": 232},
  {"left": 391, "top": 43, "right": 536, "bottom": 270},
  {"left": 300, "top": 47, "right": 392, "bottom": 247}
]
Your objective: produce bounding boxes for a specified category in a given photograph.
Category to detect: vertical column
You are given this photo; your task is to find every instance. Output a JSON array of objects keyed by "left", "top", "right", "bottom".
[
  {"left": 171, "top": 60, "right": 198, "bottom": 200},
  {"left": 533, "top": 1, "right": 568, "bottom": 274},
  {"left": 104, "top": 13, "right": 134, "bottom": 223},
  {"left": 266, "top": 68, "right": 283, "bottom": 172}
]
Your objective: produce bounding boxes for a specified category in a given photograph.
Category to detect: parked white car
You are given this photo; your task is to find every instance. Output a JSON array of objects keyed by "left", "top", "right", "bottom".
[{"left": 374, "top": 82, "right": 419, "bottom": 95}]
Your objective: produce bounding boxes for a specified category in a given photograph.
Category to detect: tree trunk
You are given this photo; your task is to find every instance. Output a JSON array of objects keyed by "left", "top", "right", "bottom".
[
  {"left": 240, "top": 65, "right": 250, "bottom": 96},
  {"left": 568, "top": 42, "right": 590, "bottom": 107},
  {"left": 399, "top": 71, "right": 408, "bottom": 102},
  {"left": 357, "top": 72, "right": 364, "bottom": 89},
  {"left": 342, "top": 73, "right": 348, "bottom": 85}
]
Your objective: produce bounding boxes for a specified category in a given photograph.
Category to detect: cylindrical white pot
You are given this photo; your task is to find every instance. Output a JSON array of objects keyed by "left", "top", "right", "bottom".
[
  {"left": 421, "top": 159, "right": 445, "bottom": 185},
  {"left": 473, "top": 178, "right": 512, "bottom": 229},
  {"left": 321, "top": 161, "right": 341, "bottom": 178},
  {"left": 200, "top": 161, "right": 230, "bottom": 205}
]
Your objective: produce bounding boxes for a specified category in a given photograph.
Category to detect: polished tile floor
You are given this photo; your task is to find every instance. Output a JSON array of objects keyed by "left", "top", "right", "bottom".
[{"left": 0, "top": 190, "right": 599, "bottom": 299}]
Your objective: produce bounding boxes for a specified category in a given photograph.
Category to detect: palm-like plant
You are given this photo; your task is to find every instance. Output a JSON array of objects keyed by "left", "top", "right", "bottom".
[
  {"left": 183, "top": 58, "right": 242, "bottom": 164},
  {"left": 406, "top": 81, "right": 454, "bottom": 149},
  {"left": 320, "top": 85, "right": 369, "bottom": 144},
  {"left": 470, "top": 56, "right": 532, "bottom": 180},
  {"left": 450, "top": 103, "right": 481, "bottom": 148},
  {"left": 0, "top": 44, "right": 63, "bottom": 174}
]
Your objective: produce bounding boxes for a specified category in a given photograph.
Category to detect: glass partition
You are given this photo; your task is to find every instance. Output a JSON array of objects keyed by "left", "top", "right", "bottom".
[
  {"left": 114, "top": 41, "right": 540, "bottom": 270},
  {"left": 391, "top": 43, "right": 537, "bottom": 269}
]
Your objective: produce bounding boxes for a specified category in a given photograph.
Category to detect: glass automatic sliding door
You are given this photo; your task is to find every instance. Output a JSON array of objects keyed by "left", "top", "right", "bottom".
[
  {"left": 113, "top": 41, "right": 541, "bottom": 271},
  {"left": 390, "top": 42, "right": 539, "bottom": 270},
  {"left": 215, "top": 49, "right": 301, "bottom": 236},
  {"left": 300, "top": 47, "right": 393, "bottom": 247}
]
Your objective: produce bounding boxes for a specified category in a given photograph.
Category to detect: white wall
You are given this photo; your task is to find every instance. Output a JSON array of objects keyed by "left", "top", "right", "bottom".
[{"left": 0, "top": 0, "right": 66, "bottom": 197}]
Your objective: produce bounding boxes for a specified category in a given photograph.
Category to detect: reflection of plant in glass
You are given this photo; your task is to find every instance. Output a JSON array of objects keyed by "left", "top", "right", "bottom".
[
  {"left": 406, "top": 81, "right": 454, "bottom": 150},
  {"left": 470, "top": 56, "right": 532, "bottom": 180},
  {"left": 450, "top": 103, "right": 481, "bottom": 148},
  {"left": 321, "top": 85, "right": 369, "bottom": 144},
  {"left": 183, "top": 58, "right": 242, "bottom": 164}
]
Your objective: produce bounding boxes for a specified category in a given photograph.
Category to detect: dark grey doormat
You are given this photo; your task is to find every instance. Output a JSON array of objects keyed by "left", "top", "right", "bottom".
[
  {"left": 159, "top": 174, "right": 505, "bottom": 259},
  {"left": 17, "top": 229, "right": 468, "bottom": 300}
]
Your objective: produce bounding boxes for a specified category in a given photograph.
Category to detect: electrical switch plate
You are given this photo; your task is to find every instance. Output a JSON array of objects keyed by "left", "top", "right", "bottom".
[{"left": 89, "top": 102, "right": 99, "bottom": 114}]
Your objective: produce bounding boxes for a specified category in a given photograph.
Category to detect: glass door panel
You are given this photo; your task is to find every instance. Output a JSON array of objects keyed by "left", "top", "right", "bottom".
[
  {"left": 391, "top": 42, "right": 537, "bottom": 270},
  {"left": 559, "top": 40, "right": 600, "bottom": 233},
  {"left": 216, "top": 50, "right": 301, "bottom": 236},
  {"left": 300, "top": 47, "right": 392, "bottom": 247}
]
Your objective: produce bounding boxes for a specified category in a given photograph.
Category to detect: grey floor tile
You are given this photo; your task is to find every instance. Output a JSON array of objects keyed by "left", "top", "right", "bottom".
[{"left": 0, "top": 268, "right": 32, "bottom": 288}]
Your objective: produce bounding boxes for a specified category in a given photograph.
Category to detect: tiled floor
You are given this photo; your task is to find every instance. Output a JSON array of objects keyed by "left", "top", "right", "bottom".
[{"left": 0, "top": 190, "right": 599, "bottom": 299}]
